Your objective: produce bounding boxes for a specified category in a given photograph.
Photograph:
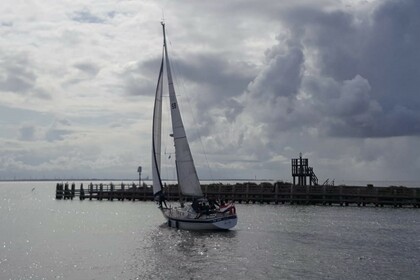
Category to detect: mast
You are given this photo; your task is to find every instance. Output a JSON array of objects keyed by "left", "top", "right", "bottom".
[{"left": 161, "top": 22, "right": 203, "bottom": 197}]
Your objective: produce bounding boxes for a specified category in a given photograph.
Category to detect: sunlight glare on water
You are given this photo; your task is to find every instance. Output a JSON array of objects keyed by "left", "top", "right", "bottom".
[{"left": 0, "top": 182, "right": 419, "bottom": 279}]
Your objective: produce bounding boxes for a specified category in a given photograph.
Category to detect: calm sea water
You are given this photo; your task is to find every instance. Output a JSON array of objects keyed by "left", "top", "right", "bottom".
[{"left": 0, "top": 181, "right": 419, "bottom": 280}]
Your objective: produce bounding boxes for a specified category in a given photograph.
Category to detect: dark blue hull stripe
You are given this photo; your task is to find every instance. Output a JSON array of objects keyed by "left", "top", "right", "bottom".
[{"left": 164, "top": 214, "right": 237, "bottom": 224}]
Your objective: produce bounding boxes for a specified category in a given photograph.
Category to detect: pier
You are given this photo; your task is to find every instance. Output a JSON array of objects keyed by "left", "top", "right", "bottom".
[
  {"left": 55, "top": 154, "right": 420, "bottom": 208},
  {"left": 55, "top": 182, "right": 420, "bottom": 208}
]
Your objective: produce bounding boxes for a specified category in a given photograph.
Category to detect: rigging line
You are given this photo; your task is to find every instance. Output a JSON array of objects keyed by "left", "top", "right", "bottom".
[{"left": 167, "top": 38, "right": 215, "bottom": 182}]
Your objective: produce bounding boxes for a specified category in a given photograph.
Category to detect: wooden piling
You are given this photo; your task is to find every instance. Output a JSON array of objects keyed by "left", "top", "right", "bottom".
[{"left": 55, "top": 183, "right": 63, "bottom": 199}]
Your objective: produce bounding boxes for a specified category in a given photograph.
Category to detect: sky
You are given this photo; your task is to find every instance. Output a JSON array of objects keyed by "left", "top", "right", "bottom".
[{"left": 0, "top": 0, "right": 419, "bottom": 183}]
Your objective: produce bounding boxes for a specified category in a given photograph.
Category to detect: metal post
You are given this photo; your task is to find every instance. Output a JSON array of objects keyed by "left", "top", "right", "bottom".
[{"left": 137, "top": 166, "right": 142, "bottom": 187}]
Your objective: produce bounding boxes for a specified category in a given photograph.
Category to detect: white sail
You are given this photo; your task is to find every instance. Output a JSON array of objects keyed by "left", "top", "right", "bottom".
[
  {"left": 151, "top": 54, "right": 164, "bottom": 196},
  {"left": 162, "top": 23, "right": 203, "bottom": 197}
]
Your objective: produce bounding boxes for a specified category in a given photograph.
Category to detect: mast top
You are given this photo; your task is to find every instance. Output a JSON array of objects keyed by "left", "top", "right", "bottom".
[{"left": 161, "top": 21, "right": 167, "bottom": 46}]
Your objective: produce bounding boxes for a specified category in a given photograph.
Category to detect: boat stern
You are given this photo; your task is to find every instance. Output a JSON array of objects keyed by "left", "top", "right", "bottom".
[{"left": 213, "top": 215, "right": 237, "bottom": 230}]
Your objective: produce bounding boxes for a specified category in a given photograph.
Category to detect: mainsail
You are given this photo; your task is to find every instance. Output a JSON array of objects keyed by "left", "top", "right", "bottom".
[
  {"left": 151, "top": 54, "right": 164, "bottom": 196},
  {"left": 162, "top": 22, "right": 203, "bottom": 197}
]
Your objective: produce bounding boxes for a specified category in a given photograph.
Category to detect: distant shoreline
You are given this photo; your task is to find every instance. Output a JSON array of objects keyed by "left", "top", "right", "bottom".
[
  {"left": 0, "top": 178, "right": 276, "bottom": 182},
  {"left": 1, "top": 178, "right": 419, "bottom": 188}
]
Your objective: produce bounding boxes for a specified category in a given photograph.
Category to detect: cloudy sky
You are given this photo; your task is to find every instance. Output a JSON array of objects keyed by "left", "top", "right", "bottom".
[{"left": 1, "top": 0, "right": 419, "bottom": 183}]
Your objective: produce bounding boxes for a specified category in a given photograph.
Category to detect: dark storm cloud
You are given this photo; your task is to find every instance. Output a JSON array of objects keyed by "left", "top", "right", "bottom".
[
  {"left": 362, "top": 0, "right": 420, "bottom": 111},
  {"left": 170, "top": 53, "right": 255, "bottom": 130},
  {"left": 172, "top": 53, "right": 254, "bottom": 98},
  {"left": 243, "top": 38, "right": 317, "bottom": 137},
  {"left": 138, "top": 53, "right": 254, "bottom": 98},
  {"left": 248, "top": 46, "right": 304, "bottom": 100},
  {"left": 245, "top": 0, "right": 420, "bottom": 138},
  {"left": 125, "top": 52, "right": 253, "bottom": 127}
]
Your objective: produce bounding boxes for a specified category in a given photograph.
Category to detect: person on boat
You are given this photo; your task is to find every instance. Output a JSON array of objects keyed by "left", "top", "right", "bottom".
[
  {"left": 208, "top": 198, "right": 219, "bottom": 210},
  {"left": 157, "top": 192, "right": 168, "bottom": 208},
  {"left": 192, "top": 198, "right": 199, "bottom": 212},
  {"left": 203, "top": 201, "right": 211, "bottom": 215},
  {"left": 193, "top": 199, "right": 209, "bottom": 218}
]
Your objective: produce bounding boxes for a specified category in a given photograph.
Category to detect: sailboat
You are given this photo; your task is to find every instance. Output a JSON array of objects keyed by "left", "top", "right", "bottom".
[{"left": 151, "top": 22, "right": 238, "bottom": 230}]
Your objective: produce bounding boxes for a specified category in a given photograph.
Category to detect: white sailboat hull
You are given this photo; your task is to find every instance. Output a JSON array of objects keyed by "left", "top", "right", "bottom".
[{"left": 161, "top": 207, "right": 237, "bottom": 230}]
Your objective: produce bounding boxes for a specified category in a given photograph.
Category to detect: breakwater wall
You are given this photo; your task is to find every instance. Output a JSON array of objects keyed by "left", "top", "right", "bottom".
[{"left": 55, "top": 182, "right": 420, "bottom": 208}]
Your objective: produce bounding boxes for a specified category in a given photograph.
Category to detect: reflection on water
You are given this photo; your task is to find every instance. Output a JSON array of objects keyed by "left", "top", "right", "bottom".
[
  {"left": 0, "top": 182, "right": 419, "bottom": 280},
  {"left": 124, "top": 225, "right": 239, "bottom": 280}
]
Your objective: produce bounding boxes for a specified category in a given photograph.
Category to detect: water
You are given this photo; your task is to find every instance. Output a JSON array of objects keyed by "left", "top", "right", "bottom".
[{"left": 1, "top": 182, "right": 419, "bottom": 280}]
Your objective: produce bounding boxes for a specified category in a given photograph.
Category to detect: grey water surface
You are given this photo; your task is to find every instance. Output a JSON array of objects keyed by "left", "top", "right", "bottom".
[{"left": 0, "top": 181, "right": 419, "bottom": 280}]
